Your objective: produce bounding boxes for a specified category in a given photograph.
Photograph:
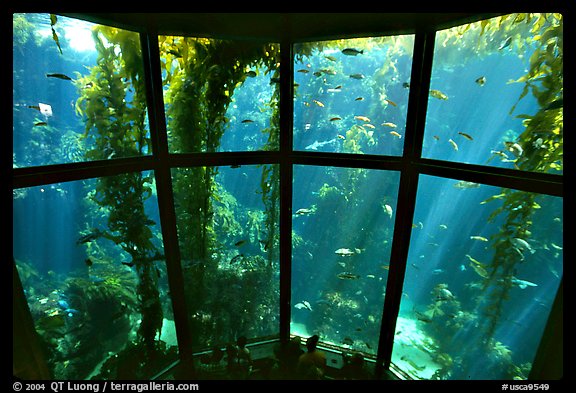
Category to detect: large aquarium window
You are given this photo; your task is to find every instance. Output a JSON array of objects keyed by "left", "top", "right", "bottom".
[
  {"left": 392, "top": 174, "right": 563, "bottom": 379},
  {"left": 171, "top": 164, "right": 280, "bottom": 350},
  {"left": 12, "top": 12, "right": 563, "bottom": 382},
  {"left": 158, "top": 36, "right": 280, "bottom": 153},
  {"left": 13, "top": 14, "right": 151, "bottom": 168},
  {"left": 422, "top": 13, "right": 563, "bottom": 174},
  {"left": 13, "top": 172, "right": 178, "bottom": 379},
  {"left": 291, "top": 165, "right": 400, "bottom": 355},
  {"left": 293, "top": 36, "right": 414, "bottom": 155}
]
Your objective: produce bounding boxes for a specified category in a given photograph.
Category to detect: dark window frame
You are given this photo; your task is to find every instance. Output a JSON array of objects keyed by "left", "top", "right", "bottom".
[{"left": 11, "top": 13, "right": 563, "bottom": 379}]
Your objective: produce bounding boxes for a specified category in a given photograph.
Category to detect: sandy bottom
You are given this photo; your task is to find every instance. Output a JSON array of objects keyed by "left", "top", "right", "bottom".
[
  {"left": 391, "top": 316, "right": 441, "bottom": 379},
  {"left": 290, "top": 317, "right": 441, "bottom": 379}
]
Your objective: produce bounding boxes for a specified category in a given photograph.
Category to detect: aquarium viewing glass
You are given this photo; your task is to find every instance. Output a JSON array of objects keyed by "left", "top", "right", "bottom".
[
  {"left": 158, "top": 36, "right": 281, "bottom": 153},
  {"left": 423, "top": 14, "right": 563, "bottom": 175},
  {"left": 13, "top": 173, "right": 178, "bottom": 380},
  {"left": 12, "top": 14, "right": 151, "bottom": 168},
  {"left": 291, "top": 165, "right": 400, "bottom": 355},
  {"left": 392, "top": 174, "right": 563, "bottom": 379},
  {"left": 12, "top": 12, "right": 563, "bottom": 381},
  {"left": 172, "top": 165, "right": 280, "bottom": 350},
  {"left": 293, "top": 36, "right": 414, "bottom": 155}
]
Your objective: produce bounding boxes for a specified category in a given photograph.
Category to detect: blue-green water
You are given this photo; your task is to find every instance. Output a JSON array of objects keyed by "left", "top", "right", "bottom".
[{"left": 13, "top": 13, "right": 562, "bottom": 380}]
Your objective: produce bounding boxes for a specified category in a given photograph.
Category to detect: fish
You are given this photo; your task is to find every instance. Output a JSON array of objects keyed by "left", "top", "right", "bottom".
[
  {"left": 381, "top": 265, "right": 390, "bottom": 270},
  {"left": 312, "top": 99, "right": 325, "bottom": 107},
  {"left": 305, "top": 138, "right": 337, "bottom": 151},
  {"left": 354, "top": 115, "right": 371, "bottom": 122},
  {"left": 465, "top": 254, "right": 484, "bottom": 266},
  {"left": 335, "top": 248, "right": 356, "bottom": 257},
  {"left": 414, "top": 310, "right": 433, "bottom": 323},
  {"left": 294, "top": 301, "right": 313, "bottom": 311},
  {"left": 448, "top": 138, "right": 458, "bottom": 151},
  {"left": 342, "top": 48, "right": 363, "bottom": 56},
  {"left": 433, "top": 135, "right": 440, "bottom": 141},
  {"left": 46, "top": 73, "right": 72, "bottom": 81},
  {"left": 389, "top": 131, "right": 402, "bottom": 138},
  {"left": 429, "top": 89, "right": 448, "bottom": 100},
  {"left": 241, "top": 119, "right": 255, "bottom": 123},
  {"left": 402, "top": 82, "right": 410, "bottom": 88},
  {"left": 337, "top": 134, "right": 346, "bottom": 140},
  {"left": 230, "top": 254, "right": 244, "bottom": 264},
  {"left": 325, "top": 55, "right": 337, "bottom": 62},
  {"left": 319, "top": 68, "right": 337, "bottom": 75},
  {"left": 337, "top": 272, "right": 361, "bottom": 280},
  {"left": 489, "top": 150, "right": 509, "bottom": 161},
  {"left": 295, "top": 208, "right": 314, "bottom": 215},
  {"left": 470, "top": 236, "right": 488, "bottom": 242},
  {"left": 37, "top": 103, "right": 53, "bottom": 117},
  {"left": 453, "top": 180, "right": 480, "bottom": 189},
  {"left": 381, "top": 122, "right": 397, "bottom": 128},
  {"left": 511, "top": 238, "right": 535, "bottom": 254},
  {"left": 439, "top": 224, "right": 448, "bottom": 230},
  {"left": 511, "top": 277, "right": 538, "bottom": 289},
  {"left": 245, "top": 70, "right": 257, "bottom": 78},
  {"left": 469, "top": 262, "right": 489, "bottom": 279},
  {"left": 384, "top": 99, "right": 398, "bottom": 107},
  {"left": 326, "top": 88, "right": 341, "bottom": 93},
  {"left": 34, "top": 121, "right": 48, "bottom": 127},
  {"left": 76, "top": 229, "right": 102, "bottom": 245},
  {"left": 436, "top": 288, "right": 454, "bottom": 301},
  {"left": 498, "top": 36, "right": 512, "bottom": 50},
  {"left": 349, "top": 73, "right": 365, "bottom": 80},
  {"left": 364, "top": 124, "right": 375, "bottom": 129},
  {"left": 354, "top": 97, "right": 364, "bottom": 101},
  {"left": 458, "top": 132, "right": 474, "bottom": 140},
  {"left": 550, "top": 243, "right": 563, "bottom": 251},
  {"left": 234, "top": 240, "right": 247, "bottom": 247},
  {"left": 383, "top": 204, "right": 393, "bottom": 219},
  {"left": 475, "top": 76, "right": 486, "bottom": 86},
  {"left": 84, "top": 257, "right": 93, "bottom": 267},
  {"left": 296, "top": 69, "right": 310, "bottom": 73}
]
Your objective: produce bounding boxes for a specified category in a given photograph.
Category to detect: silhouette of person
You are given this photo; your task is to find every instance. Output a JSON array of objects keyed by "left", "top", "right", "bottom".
[{"left": 296, "top": 334, "right": 326, "bottom": 379}]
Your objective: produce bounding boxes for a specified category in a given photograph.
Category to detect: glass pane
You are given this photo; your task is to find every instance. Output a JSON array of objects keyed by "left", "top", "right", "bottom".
[
  {"left": 172, "top": 165, "right": 280, "bottom": 350},
  {"left": 159, "top": 37, "right": 280, "bottom": 153},
  {"left": 291, "top": 165, "right": 400, "bottom": 355},
  {"left": 293, "top": 36, "right": 414, "bottom": 155},
  {"left": 423, "top": 13, "right": 563, "bottom": 174},
  {"left": 13, "top": 13, "right": 150, "bottom": 168},
  {"left": 392, "top": 174, "right": 563, "bottom": 379},
  {"left": 13, "top": 172, "right": 177, "bottom": 380}
]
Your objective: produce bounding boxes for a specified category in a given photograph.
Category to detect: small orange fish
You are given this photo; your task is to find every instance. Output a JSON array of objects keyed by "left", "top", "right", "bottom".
[
  {"left": 385, "top": 99, "right": 398, "bottom": 107},
  {"left": 389, "top": 131, "right": 402, "bottom": 138},
  {"left": 458, "top": 132, "right": 474, "bottom": 141},
  {"left": 354, "top": 115, "right": 371, "bottom": 122},
  {"left": 382, "top": 122, "right": 397, "bottom": 128},
  {"left": 312, "top": 99, "right": 325, "bottom": 107}
]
